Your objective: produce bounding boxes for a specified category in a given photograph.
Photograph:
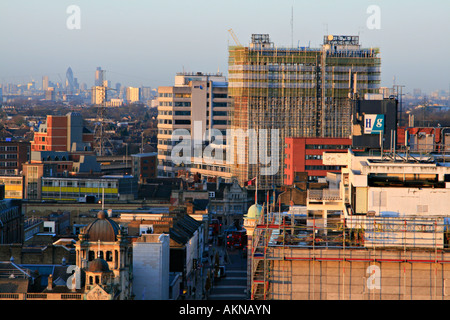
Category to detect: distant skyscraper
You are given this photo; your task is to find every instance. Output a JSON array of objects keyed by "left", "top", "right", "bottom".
[
  {"left": 91, "top": 86, "right": 106, "bottom": 105},
  {"left": 126, "top": 87, "right": 141, "bottom": 103},
  {"left": 42, "top": 76, "right": 49, "bottom": 91},
  {"left": 65, "top": 67, "right": 74, "bottom": 94},
  {"left": 95, "top": 67, "right": 104, "bottom": 87}
]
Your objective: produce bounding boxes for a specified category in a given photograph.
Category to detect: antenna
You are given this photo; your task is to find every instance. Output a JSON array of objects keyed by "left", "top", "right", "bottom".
[
  {"left": 291, "top": 5, "right": 294, "bottom": 48},
  {"left": 93, "top": 70, "right": 116, "bottom": 156}
]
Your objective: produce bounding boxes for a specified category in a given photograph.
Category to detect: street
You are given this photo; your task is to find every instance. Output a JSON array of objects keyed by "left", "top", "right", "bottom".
[{"left": 207, "top": 245, "right": 248, "bottom": 300}]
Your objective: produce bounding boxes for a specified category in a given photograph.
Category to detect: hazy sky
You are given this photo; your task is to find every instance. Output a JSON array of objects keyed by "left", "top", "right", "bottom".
[{"left": 0, "top": 0, "right": 449, "bottom": 94}]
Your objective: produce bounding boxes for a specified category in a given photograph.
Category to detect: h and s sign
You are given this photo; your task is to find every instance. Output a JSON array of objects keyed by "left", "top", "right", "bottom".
[{"left": 364, "top": 114, "right": 385, "bottom": 134}]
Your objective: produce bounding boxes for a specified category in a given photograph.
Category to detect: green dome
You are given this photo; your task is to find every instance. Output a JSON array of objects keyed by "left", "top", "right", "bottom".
[{"left": 245, "top": 204, "right": 262, "bottom": 220}]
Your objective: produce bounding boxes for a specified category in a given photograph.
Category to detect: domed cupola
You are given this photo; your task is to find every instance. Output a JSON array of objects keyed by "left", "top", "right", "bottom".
[{"left": 84, "top": 210, "right": 120, "bottom": 242}]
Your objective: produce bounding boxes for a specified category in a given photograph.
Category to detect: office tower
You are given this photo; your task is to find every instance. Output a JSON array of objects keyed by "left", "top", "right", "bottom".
[
  {"left": 157, "top": 72, "right": 231, "bottom": 179},
  {"left": 42, "top": 76, "right": 49, "bottom": 91},
  {"left": 140, "top": 86, "right": 153, "bottom": 101},
  {"left": 95, "top": 67, "right": 104, "bottom": 86},
  {"left": 91, "top": 86, "right": 106, "bottom": 105},
  {"left": 115, "top": 83, "right": 122, "bottom": 98},
  {"left": 228, "top": 34, "right": 381, "bottom": 187},
  {"left": 65, "top": 67, "right": 74, "bottom": 94},
  {"left": 126, "top": 87, "right": 141, "bottom": 103},
  {"left": 45, "top": 87, "right": 55, "bottom": 101}
]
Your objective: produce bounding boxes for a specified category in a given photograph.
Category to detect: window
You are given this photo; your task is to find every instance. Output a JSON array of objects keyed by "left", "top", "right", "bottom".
[
  {"left": 174, "top": 110, "right": 191, "bottom": 116},
  {"left": 174, "top": 102, "right": 191, "bottom": 107},
  {"left": 88, "top": 251, "right": 95, "bottom": 261},
  {"left": 213, "top": 120, "right": 228, "bottom": 125},
  {"left": 106, "top": 251, "right": 113, "bottom": 261},
  {"left": 213, "top": 111, "right": 228, "bottom": 116},
  {"left": 174, "top": 119, "right": 191, "bottom": 125},
  {"left": 306, "top": 154, "right": 323, "bottom": 160}
]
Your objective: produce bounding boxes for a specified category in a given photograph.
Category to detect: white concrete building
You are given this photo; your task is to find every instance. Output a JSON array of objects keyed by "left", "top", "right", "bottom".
[
  {"left": 321, "top": 150, "right": 450, "bottom": 217},
  {"left": 157, "top": 72, "right": 231, "bottom": 180},
  {"left": 126, "top": 87, "right": 141, "bottom": 103},
  {"left": 132, "top": 233, "right": 170, "bottom": 300}
]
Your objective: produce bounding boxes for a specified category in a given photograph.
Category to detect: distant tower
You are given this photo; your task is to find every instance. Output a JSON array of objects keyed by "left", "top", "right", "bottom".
[
  {"left": 42, "top": 76, "right": 49, "bottom": 91},
  {"left": 66, "top": 67, "right": 74, "bottom": 94},
  {"left": 95, "top": 67, "right": 104, "bottom": 87}
]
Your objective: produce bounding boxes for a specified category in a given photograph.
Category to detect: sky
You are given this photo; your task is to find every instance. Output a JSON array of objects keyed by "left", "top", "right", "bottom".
[{"left": 0, "top": 0, "right": 449, "bottom": 94}]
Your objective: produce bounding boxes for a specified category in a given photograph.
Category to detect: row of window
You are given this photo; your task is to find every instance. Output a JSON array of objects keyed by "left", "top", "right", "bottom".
[
  {"left": 210, "top": 205, "right": 243, "bottom": 213},
  {"left": 0, "top": 162, "right": 18, "bottom": 167},
  {"left": 159, "top": 110, "right": 192, "bottom": 116},
  {"left": 158, "top": 129, "right": 173, "bottom": 135},
  {"left": 0, "top": 146, "right": 18, "bottom": 151},
  {"left": 0, "top": 154, "right": 17, "bottom": 159},
  {"left": 305, "top": 144, "right": 350, "bottom": 150},
  {"left": 42, "top": 192, "right": 117, "bottom": 198},
  {"left": 158, "top": 92, "right": 227, "bottom": 99},
  {"left": 305, "top": 154, "right": 323, "bottom": 160},
  {"left": 305, "top": 165, "right": 341, "bottom": 170},
  {"left": 158, "top": 139, "right": 176, "bottom": 146},
  {"left": 42, "top": 180, "right": 117, "bottom": 188},
  {"left": 174, "top": 102, "right": 191, "bottom": 107},
  {"left": 0, "top": 179, "right": 22, "bottom": 185}
]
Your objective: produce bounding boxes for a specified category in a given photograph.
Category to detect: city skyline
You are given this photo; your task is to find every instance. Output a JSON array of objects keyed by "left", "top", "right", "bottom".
[{"left": 0, "top": 0, "right": 449, "bottom": 94}]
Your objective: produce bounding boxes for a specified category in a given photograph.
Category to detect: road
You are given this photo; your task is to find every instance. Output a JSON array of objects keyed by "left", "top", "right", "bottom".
[{"left": 207, "top": 246, "right": 249, "bottom": 300}]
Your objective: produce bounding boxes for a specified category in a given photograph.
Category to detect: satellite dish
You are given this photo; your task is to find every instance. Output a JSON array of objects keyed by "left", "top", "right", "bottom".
[{"left": 328, "top": 35, "right": 334, "bottom": 41}]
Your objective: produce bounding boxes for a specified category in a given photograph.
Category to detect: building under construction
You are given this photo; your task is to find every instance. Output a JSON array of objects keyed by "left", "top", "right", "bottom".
[
  {"left": 227, "top": 34, "right": 381, "bottom": 188},
  {"left": 245, "top": 149, "right": 450, "bottom": 300}
]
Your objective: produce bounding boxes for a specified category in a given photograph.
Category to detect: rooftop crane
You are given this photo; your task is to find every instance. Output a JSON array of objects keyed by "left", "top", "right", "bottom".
[{"left": 228, "top": 28, "right": 242, "bottom": 47}]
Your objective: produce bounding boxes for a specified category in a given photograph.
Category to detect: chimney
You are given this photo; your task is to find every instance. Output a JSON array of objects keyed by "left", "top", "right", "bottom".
[{"left": 47, "top": 274, "right": 53, "bottom": 290}]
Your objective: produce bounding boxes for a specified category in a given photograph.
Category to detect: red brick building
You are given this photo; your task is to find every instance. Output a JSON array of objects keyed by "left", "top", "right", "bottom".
[
  {"left": 284, "top": 137, "right": 352, "bottom": 185},
  {"left": 0, "top": 141, "right": 30, "bottom": 175},
  {"left": 32, "top": 113, "right": 93, "bottom": 152},
  {"left": 131, "top": 152, "right": 157, "bottom": 184}
]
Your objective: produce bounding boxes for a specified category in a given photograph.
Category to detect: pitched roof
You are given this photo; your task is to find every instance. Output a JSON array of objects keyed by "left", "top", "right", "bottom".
[
  {"left": 0, "top": 278, "right": 29, "bottom": 293},
  {"left": 169, "top": 214, "right": 202, "bottom": 245}
]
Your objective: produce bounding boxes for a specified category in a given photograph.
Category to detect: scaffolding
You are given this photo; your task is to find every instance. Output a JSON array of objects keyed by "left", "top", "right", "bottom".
[
  {"left": 249, "top": 204, "right": 450, "bottom": 300},
  {"left": 228, "top": 34, "right": 381, "bottom": 188}
]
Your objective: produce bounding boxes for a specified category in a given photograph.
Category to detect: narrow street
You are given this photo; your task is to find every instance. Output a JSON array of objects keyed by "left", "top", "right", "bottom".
[{"left": 207, "top": 245, "right": 248, "bottom": 300}]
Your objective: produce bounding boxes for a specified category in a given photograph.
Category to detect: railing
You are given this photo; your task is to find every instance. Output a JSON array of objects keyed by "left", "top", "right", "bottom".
[
  {"left": 0, "top": 293, "right": 84, "bottom": 300},
  {"left": 0, "top": 293, "right": 21, "bottom": 300},
  {"left": 308, "top": 189, "right": 341, "bottom": 201},
  {"left": 253, "top": 215, "right": 450, "bottom": 251}
]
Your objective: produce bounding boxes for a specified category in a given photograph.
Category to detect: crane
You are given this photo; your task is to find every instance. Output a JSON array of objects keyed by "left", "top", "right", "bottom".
[{"left": 228, "top": 28, "right": 242, "bottom": 47}]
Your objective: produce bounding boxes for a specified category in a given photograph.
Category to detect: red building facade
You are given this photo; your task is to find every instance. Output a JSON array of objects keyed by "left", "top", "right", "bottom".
[
  {"left": 31, "top": 113, "right": 93, "bottom": 152},
  {"left": 284, "top": 137, "right": 352, "bottom": 185}
]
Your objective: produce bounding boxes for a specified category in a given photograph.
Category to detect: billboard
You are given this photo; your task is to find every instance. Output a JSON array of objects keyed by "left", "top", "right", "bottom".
[{"left": 364, "top": 114, "right": 385, "bottom": 134}]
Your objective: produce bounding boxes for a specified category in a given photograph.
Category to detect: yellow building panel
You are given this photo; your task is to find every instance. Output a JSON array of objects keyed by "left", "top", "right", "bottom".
[{"left": 5, "top": 185, "right": 23, "bottom": 192}]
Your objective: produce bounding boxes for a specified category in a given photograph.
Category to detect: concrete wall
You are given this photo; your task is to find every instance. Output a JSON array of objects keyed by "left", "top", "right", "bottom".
[
  {"left": 367, "top": 187, "right": 450, "bottom": 216},
  {"left": 265, "top": 247, "right": 450, "bottom": 300},
  {"left": 132, "top": 234, "right": 170, "bottom": 300}
]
